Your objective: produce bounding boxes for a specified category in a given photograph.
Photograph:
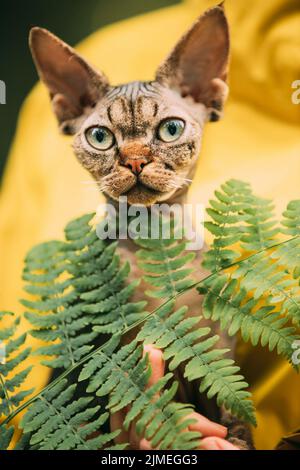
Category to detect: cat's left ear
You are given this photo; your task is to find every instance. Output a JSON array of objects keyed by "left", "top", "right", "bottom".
[
  {"left": 29, "top": 28, "right": 110, "bottom": 134},
  {"left": 156, "top": 4, "right": 229, "bottom": 121}
]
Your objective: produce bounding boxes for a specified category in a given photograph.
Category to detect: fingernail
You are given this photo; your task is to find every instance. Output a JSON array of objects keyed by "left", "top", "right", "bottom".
[
  {"left": 140, "top": 439, "right": 153, "bottom": 451},
  {"left": 217, "top": 425, "right": 228, "bottom": 436},
  {"left": 200, "top": 437, "right": 240, "bottom": 451},
  {"left": 208, "top": 421, "right": 227, "bottom": 434},
  {"left": 190, "top": 413, "right": 228, "bottom": 438},
  {"left": 200, "top": 438, "right": 219, "bottom": 450},
  {"left": 219, "top": 440, "right": 240, "bottom": 450}
]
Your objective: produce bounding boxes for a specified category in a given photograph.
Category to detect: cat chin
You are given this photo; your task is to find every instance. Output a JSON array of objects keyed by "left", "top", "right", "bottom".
[{"left": 105, "top": 185, "right": 176, "bottom": 207}]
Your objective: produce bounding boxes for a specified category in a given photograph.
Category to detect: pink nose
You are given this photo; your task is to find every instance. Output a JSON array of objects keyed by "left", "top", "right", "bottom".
[{"left": 123, "top": 158, "right": 148, "bottom": 175}]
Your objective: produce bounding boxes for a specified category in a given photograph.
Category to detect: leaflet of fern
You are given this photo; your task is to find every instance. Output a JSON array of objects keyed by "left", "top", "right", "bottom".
[{"left": 79, "top": 335, "right": 201, "bottom": 450}]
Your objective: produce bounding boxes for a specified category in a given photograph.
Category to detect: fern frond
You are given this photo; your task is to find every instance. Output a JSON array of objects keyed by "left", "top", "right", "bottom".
[
  {"left": 200, "top": 181, "right": 300, "bottom": 354},
  {"left": 237, "top": 245, "right": 300, "bottom": 328},
  {"left": 0, "top": 424, "right": 14, "bottom": 450},
  {"left": 262, "top": 201, "right": 300, "bottom": 325},
  {"left": 135, "top": 219, "right": 195, "bottom": 298},
  {"left": 273, "top": 200, "right": 300, "bottom": 278},
  {"left": 79, "top": 335, "right": 201, "bottom": 449},
  {"left": 0, "top": 312, "right": 33, "bottom": 419},
  {"left": 3, "top": 182, "right": 299, "bottom": 451},
  {"left": 282, "top": 200, "right": 300, "bottom": 236},
  {"left": 137, "top": 301, "right": 256, "bottom": 425},
  {"left": 198, "top": 271, "right": 299, "bottom": 362},
  {"left": 19, "top": 378, "right": 123, "bottom": 450},
  {"left": 22, "top": 239, "right": 97, "bottom": 369},
  {"left": 23, "top": 214, "right": 146, "bottom": 368},
  {"left": 81, "top": 261, "right": 148, "bottom": 333},
  {"left": 0, "top": 424, "right": 15, "bottom": 450},
  {"left": 240, "top": 196, "right": 278, "bottom": 252},
  {"left": 0, "top": 424, "right": 29, "bottom": 450},
  {"left": 203, "top": 179, "right": 278, "bottom": 271}
]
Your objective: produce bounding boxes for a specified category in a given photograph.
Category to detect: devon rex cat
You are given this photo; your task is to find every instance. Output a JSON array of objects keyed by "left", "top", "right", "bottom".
[{"left": 29, "top": 4, "right": 253, "bottom": 449}]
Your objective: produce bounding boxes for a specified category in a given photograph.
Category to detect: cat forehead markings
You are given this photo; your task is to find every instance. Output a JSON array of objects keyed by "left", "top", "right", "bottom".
[
  {"left": 105, "top": 81, "right": 161, "bottom": 104},
  {"left": 103, "top": 81, "right": 162, "bottom": 134}
]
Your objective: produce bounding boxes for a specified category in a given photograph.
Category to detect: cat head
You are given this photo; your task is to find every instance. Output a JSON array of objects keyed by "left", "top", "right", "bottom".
[{"left": 29, "top": 5, "right": 229, "bottom": 206}]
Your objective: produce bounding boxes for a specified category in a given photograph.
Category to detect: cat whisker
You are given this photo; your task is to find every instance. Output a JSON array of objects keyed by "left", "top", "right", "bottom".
[
  {"left": 171, "top": 177, "right": 192, "bottom": 189},
  {"left": 82, "top": 187, "right": 102, "bottom": 192},
  {"left": 175, "top": 177, "right": 192, "bottom": 184},
  {"left": 167, "top": 182, "right": 183, "bottom": 190},
  {"left": 99, "top": 182, "right": 109, "bottom": 192},
  {"left": 81, "top": 180, "right": 108, "bottom": 194},
  {"left": 165, "top": 176, "right": 193, "bottom": 192},
  {"left": 81, "top": 180, "right": 103, "bottom": 185}
]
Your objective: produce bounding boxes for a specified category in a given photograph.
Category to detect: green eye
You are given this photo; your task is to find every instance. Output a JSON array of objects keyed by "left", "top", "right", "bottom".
[
  {"left": 158, "top": 119, "right": 185, "bottom": 143},
  {"left": 86, "top": 126, "right": 115, "bottom": 150}
]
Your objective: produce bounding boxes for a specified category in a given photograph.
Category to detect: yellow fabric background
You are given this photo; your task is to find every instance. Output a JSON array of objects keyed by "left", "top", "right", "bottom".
[{"left": 0, "top": 0, "right": 299, "bottom": 449}]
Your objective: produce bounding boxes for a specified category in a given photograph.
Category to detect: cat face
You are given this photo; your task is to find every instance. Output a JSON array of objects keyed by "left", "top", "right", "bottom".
[
  {"left": 29, "top": 5, "right": 229, "bottom": 206},
  {"left": 72, "top": 81, "right": 206, "bottom": 205}
]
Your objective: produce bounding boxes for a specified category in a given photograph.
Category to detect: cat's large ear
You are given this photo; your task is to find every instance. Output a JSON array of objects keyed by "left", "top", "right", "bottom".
[
  {"left": 155, "top": 4, "right": 229, "bottom": 121},
  {"left": 29, "top": 28, "right": 110, "bottom": 134}
]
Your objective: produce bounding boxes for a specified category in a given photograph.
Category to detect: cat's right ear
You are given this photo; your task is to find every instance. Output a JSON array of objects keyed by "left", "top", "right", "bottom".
[
  {"left": 29, "top": 27, "right": 110, "bottom": 134},
  {"left": 155, "top": 4, "right": 230, "bottom": 121}
]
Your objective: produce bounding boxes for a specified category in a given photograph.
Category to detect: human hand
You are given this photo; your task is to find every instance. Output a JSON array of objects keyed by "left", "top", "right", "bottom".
[{"left": 110, "top": 344, "right": 240, "bottom": 450}]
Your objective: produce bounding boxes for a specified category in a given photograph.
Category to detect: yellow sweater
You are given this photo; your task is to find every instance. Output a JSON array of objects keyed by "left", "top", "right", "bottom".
[{"left": 0, "top": 0, "right": 299, "bottom": 449}]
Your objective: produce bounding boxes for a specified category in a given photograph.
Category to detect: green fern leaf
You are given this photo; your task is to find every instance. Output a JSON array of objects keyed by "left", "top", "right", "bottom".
[
  {"left": 137, "top": 301, "right": 256, "bottom": 425},
  {"left": 198, "top": 272, "right": 299, "bottom": 362},
  {"left": 273, "top": 200, "right": 300, "bottom": 279},
  {"left": 79, "top": 335, "right": 201, "bottom": 449},
  {"left": 19, "top": 379, "right": 122, "bottom": 450},
  {"left": 282, "top": 200, "right": 300, "bottom": 237},
  {"left": 3, "top": 181, "right": 299, "bottom": 451},
  {"left": 236, "top": 248, "right": 300, "bottom": 327},
  {"left": 0, "top": 425, "right": 15, "bottom": 450},
  {"left": 135, "top": 220, "right": 195, "bottom": 299},
  {"left": 23, "top": 214, "right": 146, "bottom": 368},
  {"left": 203, "top": 179, "right": 278, "bottom": 271},
  {"left": 0, "top": 312, "right": 33, "bottom": 418}
]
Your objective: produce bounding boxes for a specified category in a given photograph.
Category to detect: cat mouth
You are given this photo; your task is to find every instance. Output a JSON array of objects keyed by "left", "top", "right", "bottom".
[
  {"left": 101, "top": 167, "right": 179, "bottom": 205},
  {"left": 118, "top": 181, "right": 177, "bottom": 206},
  {"left": 103, "top": 182, "right": 166, "bottom": 203},
  {"left": 123, "top": 182, "right": 164, "bottom": 195},
  {"left": 104, "top": 186, "right": 176, "bottom": 206}
]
